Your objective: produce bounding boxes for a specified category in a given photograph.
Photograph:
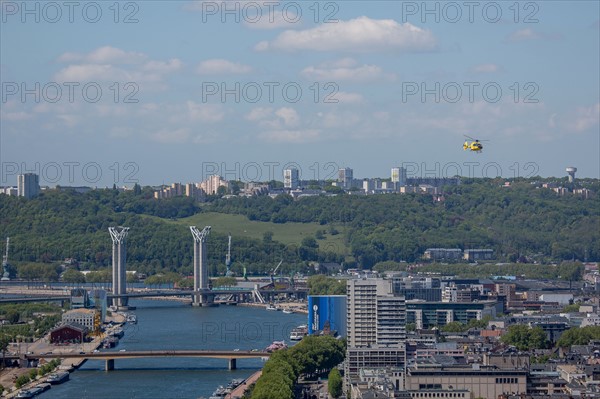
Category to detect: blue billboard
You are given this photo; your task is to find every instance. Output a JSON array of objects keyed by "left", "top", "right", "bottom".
[{"left": 308, "top": 295, "right": 347, "bottom": 337}]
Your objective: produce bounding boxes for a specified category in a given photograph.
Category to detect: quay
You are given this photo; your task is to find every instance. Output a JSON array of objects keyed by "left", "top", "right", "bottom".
[{"left": 225, "top": 370, "right": 262, "bottom": 399}]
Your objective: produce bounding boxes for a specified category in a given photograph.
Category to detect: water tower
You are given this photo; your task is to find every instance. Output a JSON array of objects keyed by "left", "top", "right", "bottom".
[{"left": 566, "top": 167, "right": 577, "bottom": 183}]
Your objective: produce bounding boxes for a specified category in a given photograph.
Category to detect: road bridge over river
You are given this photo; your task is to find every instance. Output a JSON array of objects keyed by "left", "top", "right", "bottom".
[{"left": 24, "top": 350, "right": 271, "bottom": 370}]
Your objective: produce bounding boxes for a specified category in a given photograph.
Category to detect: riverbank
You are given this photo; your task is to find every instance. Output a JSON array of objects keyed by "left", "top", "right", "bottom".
[
  {"left": 238, "top": 301, "right": 308, "bottom": 314},
  {"left": 0, "top": 312, "right": 126, "bottom": 397},
  {"left": 225, "top": 370, "right": 262, "bottom": 399}
]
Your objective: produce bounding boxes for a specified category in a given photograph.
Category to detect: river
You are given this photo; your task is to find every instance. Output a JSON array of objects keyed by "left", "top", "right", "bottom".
[{"left": 39, "top": 299, "right": 306, "bottom": 398}]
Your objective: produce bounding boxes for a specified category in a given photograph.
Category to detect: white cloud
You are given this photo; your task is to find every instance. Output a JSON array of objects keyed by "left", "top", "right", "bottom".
[
  {"left": 54, "top": 47, "right": 182, "bottom": 91},
  {"left": 245, "top": 107, "right": 273, "bottom": 121},
  {"left": 333, "top": 92, "right": 364, "bottom": 104},
  {"left": 196, "top": 59, "right": 252, "bottom": 75},
  {"left": 258, "top": 129, "right": 320, "bottom": 143},
  {"left": 569, "top": 103, "right": 600, "bottom": 132},
  {"left": 56, "top": 114, "right": 79, "bottom": 128},
  {"left": 54, "top": 64, "right": 127, "bottom": 82},
  {"left": 58, "top": 46, "right": 147, "bottom": 64},
  {"left": 256, "top": 16, "right": 437, "bottom": 53},
  {"left": 507, "top": 29, "right": 560, "bottom": 42},
  {"left": 245, "top": 107, "right": 300, "bottom": 129},
  {"left": 301, "top": 60, "right": 395, "bottom": 82},
  {"left": 275, "top": 107, "right": 299, "bottom": 127},
  {"left": 186, "top": 101, "right": 225, "bottom": 122},
  {"left": 471, "top": 63, "right": 501, "bottom": 73}
]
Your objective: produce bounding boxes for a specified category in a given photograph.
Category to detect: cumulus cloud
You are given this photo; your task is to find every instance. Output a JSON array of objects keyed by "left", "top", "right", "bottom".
[
  {"left": 245, "top": 106, "right": 300, "bottom": 129},
  {"left": 255, "top": 16, "right": 437, "bottom": 52},
  {"left": 507, "top": 29, "right": 561, "bottom": 42},
  {"left": 301, "top": 59, "right": 395, "bottom": 82},
  {"left": 196, "top": 59, "right": 252, "bottom": 75},
  {"left": 186, "top": 101, "right": 225, "bottom": 122},
  {"left": 54, "top": 46, "right": 182, "bottom": 90},
  {"left": 54, "top": 64, "right": 127, "bottom": 82},
  {"left": 58, "top": 46, "right": 147, "bottom": 64},
  {"left": 569, "top": 103, "right": 600, "bottom": 132},
  {"left": 275, "top": 107, "right": 299, "bottom": 127}
]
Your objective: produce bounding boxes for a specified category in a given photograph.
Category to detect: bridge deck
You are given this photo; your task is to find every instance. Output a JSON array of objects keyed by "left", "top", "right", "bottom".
[{"left": 25, "top": 350, "right": 271, "bottom": 360}]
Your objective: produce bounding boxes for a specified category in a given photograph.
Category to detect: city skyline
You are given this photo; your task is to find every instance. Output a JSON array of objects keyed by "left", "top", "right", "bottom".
[{"left": 1, "top": 1, "right": 599, "bottom": 187}]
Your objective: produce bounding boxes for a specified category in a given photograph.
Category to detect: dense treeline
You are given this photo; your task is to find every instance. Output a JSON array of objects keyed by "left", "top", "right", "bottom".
[
  {"left": 0, "top": 189, "right": 339, "bottom": 278},
  {"left": 208, "top": 179, "right": 599, "bottom": 266},
  {"left": 417, "top": 261, "right": 585, "bottom": 281},
  {"left": 251, "top": 336, "right": 346, "bottom": 399},
  {"left": 307, "top": 275, "right": 347, "bottom": 295},
  {"left": 1, "top": 178, "right": 598, "bottom": 277}
]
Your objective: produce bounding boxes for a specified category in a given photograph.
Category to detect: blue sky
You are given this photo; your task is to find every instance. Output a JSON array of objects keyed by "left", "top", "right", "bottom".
[{"left": 1, "top": 1, "right": 599, "bottom": 187}]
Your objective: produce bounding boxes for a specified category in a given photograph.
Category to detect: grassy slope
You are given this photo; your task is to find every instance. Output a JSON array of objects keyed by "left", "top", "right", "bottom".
[{"left": 150, "top": 212, "right": 350, "bottom": 255}]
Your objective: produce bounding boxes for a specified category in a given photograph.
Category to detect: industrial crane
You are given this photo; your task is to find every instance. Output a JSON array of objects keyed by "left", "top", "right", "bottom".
[
  {"left": 225, "top": 233, "right": 233, "bottom": 277},
  {"left": 270, "top": 260, "right": 283, "bottom": 286},
  {"left": 1, "top": 237, "right": 10, "bottom": 281}
]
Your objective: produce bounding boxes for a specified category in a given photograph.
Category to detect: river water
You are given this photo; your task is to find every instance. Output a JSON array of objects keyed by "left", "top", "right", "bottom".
[{"left": 40, "top": 299, "right": 306, "bottom": 399}]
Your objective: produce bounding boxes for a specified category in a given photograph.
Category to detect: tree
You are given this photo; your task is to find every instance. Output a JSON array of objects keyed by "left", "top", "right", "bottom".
[
  {"left": 501, "top": 325, "right": 549, "bottom": 350},
  {"left": 563, "top": 303, "right": 580, "bottom": 313},
  {"left": 307, "top": 275, "right": 346, "bottom": 295},
  {"left": 262, "top": 231, "right": 273, "bottom": 244},
  {"left": 62, "top": 269, "right": 86, "bottom": 284},
  {"left": 85, "top": 269, "right": 111, "bottom": 283},
  {"left": 328, "top": 368, "right": 342, "bottom": 398},
  {"left": 441, "top": 321, "right": 467, "bottom": 333},
  {"left": 213, "top": 276, "right": 237, "bottom": 288}
]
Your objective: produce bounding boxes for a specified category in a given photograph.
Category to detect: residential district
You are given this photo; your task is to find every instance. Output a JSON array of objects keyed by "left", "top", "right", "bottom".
[
  {"left": 3, "top": 266, "right": 600, "bottom": 398},
  {"left": 0, "top": 167, "right": 598, "bottom": 399},
  {"left": 1, "top": 165, "right": 592, "bottom": 201}
]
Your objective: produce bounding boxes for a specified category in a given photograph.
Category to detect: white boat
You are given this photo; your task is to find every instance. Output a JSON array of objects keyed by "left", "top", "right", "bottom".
[
  {"left": 290, "top": 325, "right": 308, "bottom": 341},
  {"left": 282, "top": 309, "right": 294, "bottom": 314},
  {"left": 265, "top": 304, "right": 279, "bottom": 311}
]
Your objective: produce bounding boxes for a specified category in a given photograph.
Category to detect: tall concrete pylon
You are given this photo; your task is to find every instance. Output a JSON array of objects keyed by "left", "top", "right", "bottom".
[
  {"left": 109, "top": 226, "right": 129, "bottom": 308},
  {"left": 190, "top": 226, "right": 211, "bottom": 306}
]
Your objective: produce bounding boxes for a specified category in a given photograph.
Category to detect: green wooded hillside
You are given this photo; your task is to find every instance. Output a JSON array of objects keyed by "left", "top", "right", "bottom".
[{"left": 0, "top": 178, "right": 597, "bottom": 278}]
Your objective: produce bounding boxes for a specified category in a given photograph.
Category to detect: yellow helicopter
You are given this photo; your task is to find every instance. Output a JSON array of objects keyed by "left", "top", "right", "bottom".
[{"left": 463, "top": 135, "right": 488, "bottom": 152}]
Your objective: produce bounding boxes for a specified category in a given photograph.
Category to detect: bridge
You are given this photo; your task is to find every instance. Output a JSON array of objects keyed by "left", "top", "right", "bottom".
[
  {"left": 0, "top": 287, "right": 306, "bottom": 304},
  {"left": 24, "top": 350, "right": 271, "bottom": 371}
]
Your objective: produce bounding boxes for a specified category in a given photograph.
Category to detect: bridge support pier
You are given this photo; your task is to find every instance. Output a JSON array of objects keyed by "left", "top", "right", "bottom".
[
  {"left": 105, "top": 359, "right": 114, "bottom": 371},
  {"left": 228, "top": 358, "right": 237, "bottom": 370}
]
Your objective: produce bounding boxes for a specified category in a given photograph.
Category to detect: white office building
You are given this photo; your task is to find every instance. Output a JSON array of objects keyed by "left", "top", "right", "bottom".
[
  {"left": 391, "top": 167, "right": 407, "bottom": 186},
  {"left": 283, "top": 168, "right": 299, "bottom": 189}
]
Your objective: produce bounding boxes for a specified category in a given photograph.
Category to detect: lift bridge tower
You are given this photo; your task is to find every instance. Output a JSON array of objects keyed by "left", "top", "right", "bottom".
[
  {"left": 109, "top": 227, "right": 129, "bottom": 309},
  {"left": 190, "top": 226, "right": 213, "bottom": 306}
]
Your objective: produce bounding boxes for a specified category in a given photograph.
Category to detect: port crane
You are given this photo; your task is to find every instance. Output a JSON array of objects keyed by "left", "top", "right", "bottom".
[
  {"left": 269, "top": 260, "right": 283, "bottom": 286},
  {"left": 225, "top": 233, "right": 233, "bottom": 276},
  {"left": 2, "top": 237, "right": 10, "bottom": 281}
]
